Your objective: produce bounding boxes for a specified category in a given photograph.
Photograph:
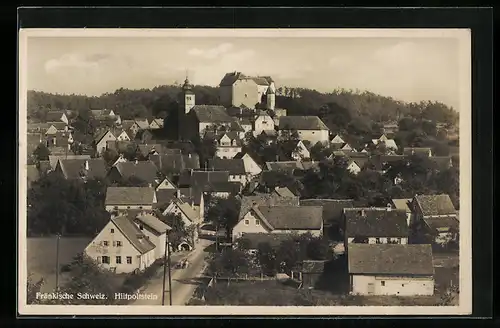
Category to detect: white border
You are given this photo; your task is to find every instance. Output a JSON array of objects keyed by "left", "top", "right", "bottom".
[{"left": 18, "top": 28, "right": 472, "bottom": 316}]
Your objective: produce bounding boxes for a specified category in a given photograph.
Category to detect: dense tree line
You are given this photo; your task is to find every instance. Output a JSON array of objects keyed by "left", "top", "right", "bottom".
[{"left": 27, "top": 85, "right": 458, "bottom": 127}]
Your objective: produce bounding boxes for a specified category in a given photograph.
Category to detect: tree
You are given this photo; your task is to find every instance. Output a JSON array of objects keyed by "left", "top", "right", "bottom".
[
  {"left": 206, "top": 196, "right": 241, "bottom": 234},
  {"left": 33, "top": 143, "right": 51, "bottom": 161},
  {"left": 256, "top": 242, "right": 278, "bottom": 275},
  {"left": 54, "top": 253, "right": 120, "bottom": 305},
  {"left": 207, "top": 248, "right": 251, "bottom": 278},
  {"left": 27, "top": 273, "right": 44, "bottom": 304},
  {"left": 102, "top": 148, "right": 119, "bottom": 166},
  {"left": 306, "top": 237, "right": 333, "bottom": 261},
  {"left": 161, "top": 213, "right": 188, "bottom": 249}
]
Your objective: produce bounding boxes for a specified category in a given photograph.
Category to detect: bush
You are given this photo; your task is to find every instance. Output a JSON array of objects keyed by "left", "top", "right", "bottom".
[{"left": 121, "top": 259, "right": 163, "bottom": 294}]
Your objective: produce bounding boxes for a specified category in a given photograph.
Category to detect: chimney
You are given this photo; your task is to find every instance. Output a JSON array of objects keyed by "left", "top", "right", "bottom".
[
  {"left": 135, "top": 159, "right": 139, "bottom": 165},
  {"left": 359, "top": 209, "right": 366, "bottom": 217},
  {"left": 176, "top": 189, "right": 181, "bottom": 199},
  {"left": 148, "top": 183, "right": 152, "bottom": 188},
  {"left": 84, "top": 160, "right": 89, "bottom": 171},
  {"left": 387, "top": 203, "right": 392, "bottom": 211},
  {"left": 188, "top": 153, "right": 191, "bottom": 158}
]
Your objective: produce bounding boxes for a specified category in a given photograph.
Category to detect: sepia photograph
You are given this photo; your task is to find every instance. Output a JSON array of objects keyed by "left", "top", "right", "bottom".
[{"left": 18, "top": 28, "right": 471, "bottom": 316}]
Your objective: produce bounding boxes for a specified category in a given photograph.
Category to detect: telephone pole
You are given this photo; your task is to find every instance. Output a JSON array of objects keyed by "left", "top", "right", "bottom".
[
  {"left": 55, "top": 234, "right": 61, "bottom": 291},
  {"left": 162, "top": 233, "right": 173, "bottom": 305}
]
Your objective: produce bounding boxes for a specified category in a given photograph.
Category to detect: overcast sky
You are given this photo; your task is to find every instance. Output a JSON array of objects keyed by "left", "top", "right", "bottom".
[{"left": 27, "top": 35, "right": 461, "bottom": 109}]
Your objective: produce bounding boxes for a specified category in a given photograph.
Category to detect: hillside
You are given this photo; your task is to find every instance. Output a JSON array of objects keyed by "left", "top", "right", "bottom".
[{"left": 27, "top": 85, "right": 458, "bottom": 128}]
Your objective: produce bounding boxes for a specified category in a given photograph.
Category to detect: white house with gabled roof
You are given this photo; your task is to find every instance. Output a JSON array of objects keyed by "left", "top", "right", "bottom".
[{"left": 84, "top": 216, "right": 156, "bottom": 274}]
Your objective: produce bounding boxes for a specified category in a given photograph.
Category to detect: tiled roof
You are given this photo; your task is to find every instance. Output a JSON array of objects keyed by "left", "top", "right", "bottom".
[
  {"left": 278, "top": 116, "right": 329, "bottom": 131},
  {"left": 219, "top": 72, "right": 243, "bottom": 86},
  {"left": 155, "top": 189, "right": 178, "bottom": 207},
  {"left": 105, "top": 187, "right": 156, "bottom": 205},
  {"left": 134, "top": 213, "right": 171, "bottom": 235},
  {"left": 391, "top": 198, "right": 412, "bottom": 213},
  {"left": 344, "top": 208, "right": 409, "bottom": 238},
  {"left": 238, "top": 233, "right": 292, "bottom": 249},
  {"left": 45, "top": 111, "right": 66, "bottom": 122},
  {"left": 137, "top": 144, "right": 164, "bottom": 157},
  {"left": 176, "top": 200, "right": 199, "bottom": 222},
  {"left": 301, "top": 161, "right": 320, "bottom": 171},
  {"left": 178, "top": 187, "right": 203, "bottom": 205},
  {"left": 121, "top": 120, "right": 136, "bottom": 131},
  {"left": 111, "top": 216, "right": 156, "bottom": 254},
  {"left": 424, "top": 216, "right": 460, "bottom": 232},
  {"left": 106, "top": 140, "right": 136, "bottom": 153},
  {"left": 239, "top": 193, "right": 300, "bottom": 220},
  {"left": 208, "top": 158, "right": 246, "bottom": 175},
  {"left": 301, "top": 260, "right": 326, "bottom": 273},
  {"left": 135, "top": 119, "right": 150, "bottom": 130},
  {"left": 415, "top": 194, "right": 456, "bottom": 216},
  {"left": 49, "top": 154, "right": 91, "bottom": 170},
  {"left": 265, "top": 161, "right": 304, "bottom": 172},
  {"left": 47, "top": 122, "right": 68, "bottom": 131},
  {"left": 114, "top": 161, "right": 159, "bottom": 183},
  {"left": 300, "top": 199, "right": 354, "bottom": 226},
  {"left": 255, "top": 205, "right": 323, "bottom": 230},
  {"left": 149, "top": 154, "right": 200, "bottom": 174},
  {"left": 58, "top": 158, "right": 107, "bottom": 180},
  {"left": 347, "top": 244, "right": 435, "bottom": 275},
  {"left": 28, "top": 123, "right": 50, "bottom": 132},
  {"left": 273, "top": 186, "right": 296, "bottom": 198},
  {"left": 191, "top": 105, "right": 234, "bottom": 123},
  {"left": 204, "top": 181, "right": 241, "bottom": 194},
  {"left": 191, "top": 170, "right": 230, "bottom": 186}
]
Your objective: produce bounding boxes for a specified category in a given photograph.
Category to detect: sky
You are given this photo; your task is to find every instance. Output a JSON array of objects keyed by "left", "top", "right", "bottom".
[{"left": 27, "top": 35, "right": 461, "bottom": 109}]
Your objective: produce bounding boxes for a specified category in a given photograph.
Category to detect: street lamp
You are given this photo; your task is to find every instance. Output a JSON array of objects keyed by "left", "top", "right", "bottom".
[{"left": 162, "top": 232, "right": 173, "bottom": 306}]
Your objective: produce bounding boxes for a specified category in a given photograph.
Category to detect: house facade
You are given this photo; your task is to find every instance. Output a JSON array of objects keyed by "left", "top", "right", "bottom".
[
  {"left": 232, "top": 205, "right": 323, "bottom": 242},
  {"left": 253, "top": 112, "right": 275, "bottom": 136},
  {"left": 278, "top": 116, "right": 330, "bottom": 144},
  {"left": 94, "top": 130, "right": 117, "bottom": 154},
  {"left": 348, "top": 244, "right": 435, "bottom": 296},
  {"left": 344, "top": 208, "right": 409, "bottom": 248},
  {"left": 105, "top": 187, "right": 157, "bottom": 215},
  {"left": 84, "top": 217, "right": 156, "bottom": 274},
  {"left": 133, "top": 214, "right": 171, "bottom": 260},
  {"left": 214, "top": 132, "right": 243, "bottom": 159}
]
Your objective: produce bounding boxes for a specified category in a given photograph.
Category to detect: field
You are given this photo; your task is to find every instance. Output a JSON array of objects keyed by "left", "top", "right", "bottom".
[
  {"left": 200, "top": 279, "right": 448, "bottom": 306},
  {"left": 26, "top": 237, "right": 92, "bottom": 292}
]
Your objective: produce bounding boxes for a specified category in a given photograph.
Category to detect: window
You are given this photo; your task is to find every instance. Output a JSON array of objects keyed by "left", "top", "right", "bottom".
[
  {"left": 312, "top": 131, "right": 315, "bottom": 134},
  {"left": 375, "top": 238, "right": 381, "bottom": 244},
  {"left": 256, "top": 220, "right": 260, "bottom": 226},
  {"left": 381, "top": 281, "right": 385, "bottom": 286},
  {"left": 139, "top": 206, "right": 143, "bottom": 209},
  {"left": 127, "top": 206, "right": 131, "bottom": 209},
  {"left": 139, "top": 225, "right": 144, "bottom": 230},
  {"left": 116, "top": 256, "right": 122, "bottom": 264},
  {"left": 110, "top": 228, "right": 114, "bottom": 233},
  {"left": 187, "top": 96, "right": 192, "bottom": 101},
  {"left": 117, "top": 241, "right": 122, "bottom": 247},
  {"left": 114, "top": 206, "right": 118, "bottom": 210},
  {"left": 244, "top": 94, "right": 248, "bottom": 98},
  {"left": 127, "top": 256, "right": 132, "bottom": 264},
  {"left": 244, "top": 219, "right": 250, "bottom": 225},
  {"left": 103, "top": 241, "right": 109, "bottom": 246},
  {"left": 102, "top": 256, "right": 110, "bottom": 264}
]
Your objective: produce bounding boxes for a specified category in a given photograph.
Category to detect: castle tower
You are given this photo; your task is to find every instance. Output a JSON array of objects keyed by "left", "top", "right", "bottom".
[
  {"left": 266, "top": 85, "right": 275, "bottom": 111},
  {"left": 182, "top": 75, "right": 195, "bottom": 114}
]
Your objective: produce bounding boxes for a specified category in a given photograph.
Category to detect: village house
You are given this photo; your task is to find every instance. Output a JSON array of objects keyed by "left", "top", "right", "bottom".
[
  {"left": 44, "top": 131, "right": 72, "bottom": 150},
  {"left": 371, "top": 134, "right": 398, "bottom": 152},
  {"left": 232, "top": 204, "right": 323, "bottom": 242},
  {"left": 403, "top": 147, "right": 433, "bottom": 157},
  {"left": 411, "top": 194, "right": 459, "bottom": 245},
  {"left": 134, "top": 118, "right": 151, "bottom": 131},
  {"left": 45, "top": 122, "right": 68, "bottom": 134},
  {"left": 219, "top": 72, "right": 275, "bottom": 109},
  {"left": 183, "top": 105, "right": 236, "bottom": 139},
  {"left": 234, "top": 152, "right": 263, "bottom": 177},
  {"left": 149, "top": 118, "right": 164, "bottom": 130},
  {"left": 28, "top": 123, "right": 50, "bottom": 133},
  {"left": 343, "top": 207, "right": 409, "bottom": 248},
  {"left": 105, "top": 186, "right": 157, "bottom": 215},
  {"left": 137, "top": 144, "right": 164, "bottom": 158},
  {"left": 84, "top": 215, "right": 157, "bottom": 274},
  {"left": 236, "top": 233, "right": 292, "bottom": 255},
  {"left": 45, "top": 110, "right": 69, "bottom": 124},
  {"left": 156, "top": 176, "right": 177, "bottom": 191},
  {"left": 278, "top": 116, "right": 330, "bottom": 144},
  {"left": 347, "top": 243, "right": 435, "bottom": 296},
  {"left": 208, "top": 158, "right": 249, "bottom": 186},
  {"left": 112, "top": 128, "right": 131, "bottom": 141},
  {"left": 300, "top": 199, "right": 354, "bottom": 241},
  {"left": 93, "top": 129, "right": 117, "bottom": 155},
  {"left": 330, "top": 134, "right": 345, "bottom": 145},
  {"left": 265, "top": 160, "right": 304, "bottom": 173},
  {"left": 54, "top": 158, "right": 107, "bottom": 181},
  {"left": 253, "top": 110, "right": 275, "bottom": 136},
  {"left": 48, "top": 154, "right": 91, "bottom": 170},
  {"left": 280, "top": 139, "right": 311, "bottom": 161},
  {"left": 121, "top": 120, "right": 139, "bottom": 139},
  {"left": 149, "top": 153, "right": 200, "bottom": 176},
  {"left": 391, "top": 198, "right": 413, "bottom": 227},
  {"left": 205, "top": 131, "right": 243, "bottom": 159},
  {"left": 273, "top": 186, "right": 297, "bottom": 198},
  {"left": 132, "top": 212, "right": 171, "bottom": 260},
  {"left": 107, "top": 160, "right": 160, "bottom": 186},
  {"left": 163, "top": 198, "right": 201, "bottom": 226}
]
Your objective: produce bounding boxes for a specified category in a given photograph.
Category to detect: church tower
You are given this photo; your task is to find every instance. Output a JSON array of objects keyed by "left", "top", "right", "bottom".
[
  {"left": 266, "top": 85, "right": 275, "bottom": 111},
  {"left": 182, "top": 75, "right": 195, "bottom": 114}
]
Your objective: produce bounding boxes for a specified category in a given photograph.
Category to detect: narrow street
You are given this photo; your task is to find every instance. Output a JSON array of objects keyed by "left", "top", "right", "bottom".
[{"left": 130, "top": 238, "right": 213, "bottom": 306}]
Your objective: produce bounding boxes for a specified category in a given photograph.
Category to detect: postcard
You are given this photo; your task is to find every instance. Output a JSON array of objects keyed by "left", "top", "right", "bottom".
[{"left": 18, "top": 28, "right": 471, "bottom": 316}]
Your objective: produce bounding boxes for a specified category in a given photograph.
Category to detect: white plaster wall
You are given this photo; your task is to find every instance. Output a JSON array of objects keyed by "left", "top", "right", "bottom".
[
  {"left": 295, "top": 130, "right": 329, "bottom": 144},
  {"left": 216, "top": 147, "right": 242, "bottom": 159},
  {"left": 351, "top": 275, "right": 434, "bottom": 296},
  {"left": 232, "top": 211, "right": 269, "bottom": 242}
]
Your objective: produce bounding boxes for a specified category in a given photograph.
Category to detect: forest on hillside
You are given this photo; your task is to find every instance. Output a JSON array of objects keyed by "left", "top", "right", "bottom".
[{"left": 27, "top": 85, "right": 459, "bottom": 127}]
